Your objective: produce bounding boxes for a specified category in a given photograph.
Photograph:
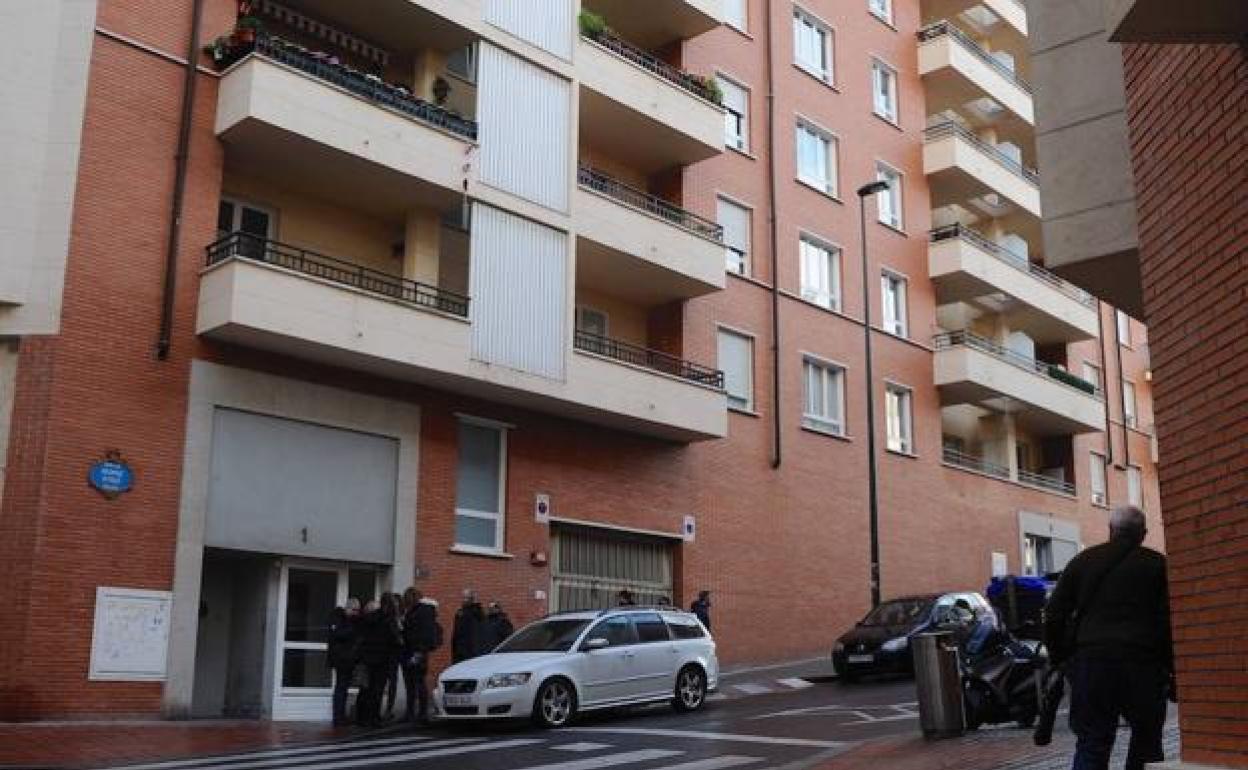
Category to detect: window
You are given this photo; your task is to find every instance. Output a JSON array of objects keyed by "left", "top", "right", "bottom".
[
  {"left": 799, "top": 237, "right": 840, "bottom": 310},
  {"left": 718, "top": 329, "right": 754, "bottom": 411},
  {"left": 1090, "top": 452, "right": 1108, "bottom": 506},
  {"left": 1116, "top": 309, "right": 1132, "bottom": 346},
  {"left": 1082, "top": 362, "right": 1102, "bottom": 391},
  {"left": 633, "top": 613, "right": 671, "bottom": 643},
  {"left": 1127, "top": 465, "right": 1143, "bottom": 507},
  {"left": 665, "top": 615, "right": 706, "bottom": 640},
  {"left": 454, "top": 419, "right": 507, "bottom": 552},
  {"left": 868, "top": 0, "right": 893, "bottom": 24},
  {"left": 719, "top": 77, "right": 749, "bottom": 151},
  {"left": 1023, "top": 534, "right": 1054, "bottom": 577},
  {"left": 802, "top": 358, "right": 845, "bottom": 435},
  {"left": 1123, "top": 380, "right": 1138, "bottom": 428},
  {"left": 584, "top": 616, "right": 638, "bottom": 648},
  {"left": 725, "top": 0, "right": 748, "bottom": 32},
  {"left": 718, "top": 197, "right": 751, "bottom": 275},
  {"left": 876, "top": 164, "right": 903, "bottom": 229},
  {"left": 446, "top": 44, "right": 477, "bottom": 82},
  {"left": 881, "top": 272, "right": 908, "bottom": 337},
  {"left": 796, "top": 121, "right": 837, "bottom": 196},
  {"left": 793, "top": 9, "right": 833, "bottom": 82},
  {"left": 576, "top": 306, "right": 608, "bottom": 337},
  {"left": 885, "top": 383, "right": 913, "bottom": 454},
  {"left": 218, "top": 198, "right": 275, "bottom": 259},
  {"left": 871, "top": 60, "right": 898, "bottom": 123}
]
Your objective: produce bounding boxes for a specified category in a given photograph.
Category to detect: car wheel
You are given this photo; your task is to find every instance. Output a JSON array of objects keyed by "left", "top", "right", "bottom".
[
  {"left": 532, "top": 677, "right": 577, "bottom": 729},
  {"left": 672, "top": 665, "right": 707, "bottom": 712}
]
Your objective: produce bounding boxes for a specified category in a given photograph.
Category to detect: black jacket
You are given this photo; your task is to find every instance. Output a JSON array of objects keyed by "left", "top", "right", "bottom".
[
  {"left": 452, "top": 601, "right": 490, "bottom": 663},
  {"left": 1043, "top": 538, "right": 1172, "bottom": 667},
  {"left": 691, "top": 599, "right": 712, "bottom": 631},
  {"left": 486, "top": 611, "right": 514, "bottom": 651},
  {"left": 356, "top": 609, "right": 403, "bottom": 667},
  {"left": 326, "top": 608, "right": 358, "bottom": 668},
  {"left": 403, "top": 602, "right": 439, "bottom": 655}
]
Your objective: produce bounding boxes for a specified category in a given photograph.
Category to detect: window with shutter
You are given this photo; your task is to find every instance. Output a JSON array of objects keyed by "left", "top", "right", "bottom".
[
  {"left": 718, "top": 197, "right": 751, "bottom": 276},
  {"left": 717, "top": 330, "right": 754, "bottom": 411}
]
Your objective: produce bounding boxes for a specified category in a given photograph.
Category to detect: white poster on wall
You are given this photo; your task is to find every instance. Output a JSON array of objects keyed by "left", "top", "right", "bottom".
[
  {"left": 89, "top": 587, "right": 173, "bottom": 681},
  {"left": 991, "top": 551, "right": 1009, "bottom": 578}
]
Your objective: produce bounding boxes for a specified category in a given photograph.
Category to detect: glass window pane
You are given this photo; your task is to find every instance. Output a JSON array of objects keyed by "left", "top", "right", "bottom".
[
  {"left": 587, "top": 616, "right": 638, "bottom": 647},
  {"left": 456, "top": 423, "right": 501, "bottom": 513},
  {"left": 348, "top": 568, "right": 377, "bottom": 606},
  {"left": 285, "top": 568, "right": 338, "bottom": 643},
  {"left": 455, "top": 513, "right": 498, "bottom": 549},
  {"left": 217, "top": 200, "right": 235, "bottom": 236},
  {"left": 239, "top": 206, "right": 270, "bottom": 238},
  {"left": 282, "top": 648, "right": 332, "bottom": 688},
  {"left": 634, "top": 613, "right": 671, "bottom": 643}
]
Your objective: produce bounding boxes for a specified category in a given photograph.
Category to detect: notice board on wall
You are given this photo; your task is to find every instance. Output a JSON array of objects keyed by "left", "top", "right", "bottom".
[{"left": 88, "top": 586, "right": 172, "bottom": 681}]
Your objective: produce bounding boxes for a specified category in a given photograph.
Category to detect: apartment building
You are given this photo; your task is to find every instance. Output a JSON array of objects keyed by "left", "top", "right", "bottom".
[{"left": 0, "top": 0, "right": 1158, "bottom": 722}]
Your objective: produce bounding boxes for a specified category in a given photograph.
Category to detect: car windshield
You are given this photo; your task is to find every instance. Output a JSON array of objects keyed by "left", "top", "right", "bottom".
[
  {"left": 494, "top": 619, "right": 592, "bottom": 653},
  {"left": 860, "top": 598, "right": 932, "bottom": 627}
]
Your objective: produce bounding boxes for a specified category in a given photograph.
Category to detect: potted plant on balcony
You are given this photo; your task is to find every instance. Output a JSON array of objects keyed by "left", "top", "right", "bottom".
[
  {"left": 578, "top": 9, "right": 610, "bottom": 41},
  {"left": 698, "top": 75, "right": 724, "bottom": 105},
  {"left": 234, "top": 14, "right": 264, "bottom": 46}
]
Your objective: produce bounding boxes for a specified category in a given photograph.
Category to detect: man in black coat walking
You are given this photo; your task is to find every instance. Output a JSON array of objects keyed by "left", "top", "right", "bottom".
[{"left": 1044, "top": 505, "right": 1173, "bottom": 770}]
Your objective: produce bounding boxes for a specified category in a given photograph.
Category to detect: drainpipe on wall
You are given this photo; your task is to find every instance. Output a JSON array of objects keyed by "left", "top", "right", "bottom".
[
  {"left": 1096, "top": 300, "right": 1113, "bottom": 464},
  {"left": 1113, "top": 308, "right": 1130, "bottom": 470},
  {"left": 156, "top": 0, "right": 206, "bottom": 360},
  {"left": 764, "top": 0, "right": 782, "bottom": 469}
]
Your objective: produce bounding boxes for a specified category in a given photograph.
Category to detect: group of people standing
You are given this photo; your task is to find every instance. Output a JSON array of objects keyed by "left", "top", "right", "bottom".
[{"left": 326, "top": 587, "right": 512, "bottom": 728}]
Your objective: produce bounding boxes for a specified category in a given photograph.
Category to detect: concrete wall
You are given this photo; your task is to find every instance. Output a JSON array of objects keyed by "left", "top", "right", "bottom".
[{"left": 1027, "top": 0, "right": 1143, "bottom": 316}]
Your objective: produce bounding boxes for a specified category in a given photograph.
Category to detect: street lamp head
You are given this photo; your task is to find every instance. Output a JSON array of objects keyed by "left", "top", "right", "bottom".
[{"left": 857, "top": 181, "right": 890, "bottom": 198}]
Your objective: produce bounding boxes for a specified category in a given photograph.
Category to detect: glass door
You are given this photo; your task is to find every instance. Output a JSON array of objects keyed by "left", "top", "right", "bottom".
[{"left": 273, "top": 561, "right": 346, "bottom": 721}]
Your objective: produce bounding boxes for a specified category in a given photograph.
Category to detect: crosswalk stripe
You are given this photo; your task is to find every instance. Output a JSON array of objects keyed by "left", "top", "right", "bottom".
[
  {"left": 499, "top": 749, "right": 682, "bottom": 770},
  {"left": 655, "top": 757, "right": 763, "bottom": 770},
  {"left": 160, "top": 739, "right": 479, "bottom": 770},
  {"left": 552, "top": 743, "right": 614, "bottom": 753},
  {"left": 776, "top": 678, "right": 814, "bottom": 689},
  {"left": 234, "top": 738, "right": 544, "bottom": 770},
  {"left": 567, "top": 728, "right": 844, "bottom": 749},
  {"left": 706, "top": 693, "right": 729, "bottom": 702},
  {"left": 96, "top": 736, "right": 439, "bottom": 770},
  {"left": 732, "top": 683, "right": 773, "bottom": 695}
]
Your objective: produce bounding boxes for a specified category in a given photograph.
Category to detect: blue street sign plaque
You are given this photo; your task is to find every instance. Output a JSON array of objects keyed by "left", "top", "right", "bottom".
[{"left": 88, "top": 451, "right": 134, "bottom": 499}]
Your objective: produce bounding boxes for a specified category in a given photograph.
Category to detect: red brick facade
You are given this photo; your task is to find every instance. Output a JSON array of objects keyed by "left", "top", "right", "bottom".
[
  {"left": 1121, "top": 41, "right": 1248, "bottom": 769},
  {"left": 0, "top": 1, "right": 1160, "bottom": 720}
]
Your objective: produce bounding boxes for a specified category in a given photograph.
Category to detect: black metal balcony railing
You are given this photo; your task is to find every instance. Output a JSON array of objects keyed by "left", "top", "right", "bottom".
[
  {"left": 924, "top": 121, "right": 1039, "bottom": 185},
  {"left": 206, "top": 233, "right": 470, "bottom": 318},
  {"left": 582, "top": 31, "right": 722, "bottom": 105},
  {"left": 574, "top": 329, "right": 724, "bottom": 389},
  {"left": 943, "top": 447, "right": 1077, "bottom": 496},
  {"left": 932, "top": 330, "right": 1101, "bottom": 397},
  {"left": 930, "top": 224, "right": 1096, "bottom": 307},
  {"left": 578, "top": 167, "right": 724, "bottom": 241},
  {"left": 917, "top": 20, "right": 1033, "bottom": 93},
  {"left": 235, "top": 35, "right": 478, "bottom": 141}
]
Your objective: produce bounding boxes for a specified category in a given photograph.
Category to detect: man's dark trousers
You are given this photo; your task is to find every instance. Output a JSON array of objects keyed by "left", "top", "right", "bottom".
[{"left": 1069, "top": 652, "right": 1167, "bottom": 770}]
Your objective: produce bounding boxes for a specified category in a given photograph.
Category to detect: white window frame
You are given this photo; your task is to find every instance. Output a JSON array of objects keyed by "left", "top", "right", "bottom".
[
  {"left": 885, "top": 382, "right": 914, "bottom": 454},
  {"left": 795, "top": 119, "right": 838, "bottom": 197},
  {"left": 718, "top": 75, "right": 750, "bottom": 152},
  {"left": 802, "top": 355, "right": 846, "bottom": 436},
  {"left": 799, "top": 234, "right": 841, "bottom": 311},
  {"left": 868, "top": 0, "right": 893, "bottom": 24},
  {"left": 718, "top": 328, "right": 755, "bottom": 412},
  {"left": 446, "top": 43, "right": 477, "bottom": 83},
  {"left": 717, "top": 195, "right": 752, "bottom": 276},
  {"left": 725, "top": 0, "right": 748, "bottom": 33},
  {"left": 1116, "top": 309, "right": 1132, "bottom": 347},
  {"left": 871, "top": 58, "right": 899, "bottom": 123},
  {"left": 881, "top": 270, "right": 908, "bottom": 337},
  {"left": 453, "top": 416, "right": 509, "bottom": 554},
  {"left": 1081, "top": 361, "right": 1102, "bottom": 392},
  {"left": 1123, "top": 379, "right": 1138, "bottom": 428},
  {"left": 793, "top": 7, "right": 834, "bottom": 83},
  {"left": 1127, "top": 464, "right": 1143, "bottom": 508},
  {"left": 875, "top": 162, "right": 903, "bottom": 230},
  {"left": 1089, "top": 452, "right": 1108, "bottom": 506},
  {"left": 218, "top": 196, "right": 277, "bottom": 239}
]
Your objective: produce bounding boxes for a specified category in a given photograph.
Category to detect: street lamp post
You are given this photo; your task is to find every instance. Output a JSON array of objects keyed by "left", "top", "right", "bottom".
[{"left": 857, "top": 180, "right": 890, "bottom": 609}]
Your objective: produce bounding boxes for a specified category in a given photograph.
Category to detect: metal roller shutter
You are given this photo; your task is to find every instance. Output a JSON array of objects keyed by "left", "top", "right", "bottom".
[{"left": 551, "top": 526, "right": 675, "bottom": 612}]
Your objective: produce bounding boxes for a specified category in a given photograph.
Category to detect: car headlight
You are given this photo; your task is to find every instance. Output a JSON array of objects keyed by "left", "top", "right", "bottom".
[
  {"left": 832, "top": 641, "right": 845, "bottom": 654},
  {"left": 486, "top": 673, "right": 532, "bottom": 688},
  {"left": 881, "top": 636, "right": 909, "bottom": 653}
]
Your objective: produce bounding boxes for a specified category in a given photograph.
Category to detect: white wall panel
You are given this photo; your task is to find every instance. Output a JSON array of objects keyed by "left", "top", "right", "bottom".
[
  {"left": 477, "top": 43, "right": 571, "bottom": 212},
  {"left": 470, "top": 204, "right": 568, "bottom": 380},
  {"left": 484, "top": 0, "right": 572, "bottom": 59}
]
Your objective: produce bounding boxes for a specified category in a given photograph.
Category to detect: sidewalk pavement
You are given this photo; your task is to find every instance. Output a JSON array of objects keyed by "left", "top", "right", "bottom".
[
  {"left": 814, "top": 720, "right": 1181, "bottom": 770},
  {"left": 0, "top": 720, "right": 382, "bottom": 769}
]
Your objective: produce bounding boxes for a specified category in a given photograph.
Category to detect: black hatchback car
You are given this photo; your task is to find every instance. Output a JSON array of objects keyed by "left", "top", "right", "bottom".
[{"left": 831, "top": 591, "right": 995, "bottom": 681}]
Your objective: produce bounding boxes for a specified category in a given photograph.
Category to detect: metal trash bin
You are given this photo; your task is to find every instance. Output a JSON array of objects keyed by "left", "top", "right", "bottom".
[{"left": 913, "top": 631, "right": 965, "bottom": 738}]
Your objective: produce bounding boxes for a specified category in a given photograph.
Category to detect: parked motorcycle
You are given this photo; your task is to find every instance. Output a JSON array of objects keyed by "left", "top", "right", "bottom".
[{"left": 959, "top": 624, "right": 1046, "bottom": 730}]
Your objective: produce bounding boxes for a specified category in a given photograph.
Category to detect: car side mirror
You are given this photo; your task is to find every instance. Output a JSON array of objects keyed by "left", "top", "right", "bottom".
[{"left": 581, "top": 637, "right": 609, "bottom": 652}]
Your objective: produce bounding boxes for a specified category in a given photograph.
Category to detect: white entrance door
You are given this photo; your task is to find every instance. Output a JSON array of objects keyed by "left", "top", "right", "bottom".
[{"left": 272, "top": 561, "right": 347, "bottom": 721}]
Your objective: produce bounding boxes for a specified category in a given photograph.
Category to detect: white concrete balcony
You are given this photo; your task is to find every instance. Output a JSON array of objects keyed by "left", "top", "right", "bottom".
[
  {"left": 577, "top": 34, "right": 724, "bottom": 174},
  {"left": 933, "top": 330, "right": 1105, "bottom": 434},
  {"left": 576, "top": 167, "right": 724, "bottom": 301},
  {"left": 924, "top": 0, "right": 1028, "bottom": 38},
  {"left": 929, "top": 225, "right": 1099, "bottom": 343},
  {"left": 918, "top": 21, "right": 1033, "bottom": 125},
  {"left": 196, "top": 235, "right": 726, "bottom": 442},
  {"left": 924, "top": 121, "right": 1041, "bottom": 217},
  {"left": 583, "top": 0, "right": 722, "bottom": 48},
  {"left": 214, "top": 40, "right": 473, "bottom": 213}
]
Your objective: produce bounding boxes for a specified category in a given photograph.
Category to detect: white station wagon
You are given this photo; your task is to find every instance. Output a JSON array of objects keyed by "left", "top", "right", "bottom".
[{"left": 434, "top": 607, "right": 718, "bottom": 728}]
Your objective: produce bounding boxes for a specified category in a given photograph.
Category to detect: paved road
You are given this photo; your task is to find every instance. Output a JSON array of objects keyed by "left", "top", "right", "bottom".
[{"left": 83, "top": 664, "right": 1050, "bottom": 770}]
